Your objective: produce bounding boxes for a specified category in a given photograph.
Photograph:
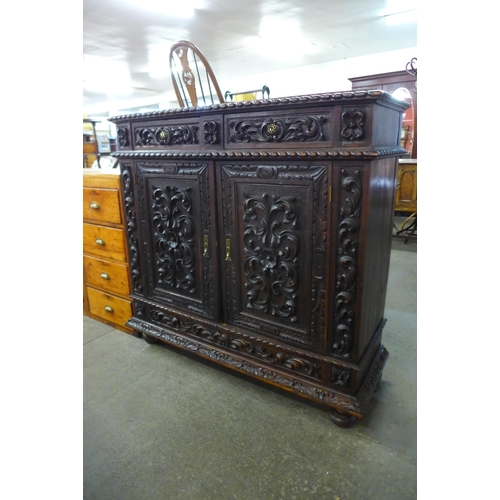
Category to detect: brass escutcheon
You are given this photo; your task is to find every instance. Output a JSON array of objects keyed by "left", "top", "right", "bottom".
[{"left": 267, "top": 123, "right": 277, "bottom": 134}]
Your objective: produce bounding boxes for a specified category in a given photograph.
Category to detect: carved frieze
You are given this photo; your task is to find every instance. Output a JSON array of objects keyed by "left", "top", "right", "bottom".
[
  {"left": 148, "top": 306, "right": 322, "bottom": 379},
  {"left": 228, "top": 115, "right": 326, "bottom": 143}
]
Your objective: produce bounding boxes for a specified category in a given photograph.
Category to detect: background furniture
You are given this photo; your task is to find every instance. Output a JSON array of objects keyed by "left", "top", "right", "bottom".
[
  {"left": 83, "top": 119, "right": 99, "bottom": 168},
  {"left": 224, "top": 85, "right": 270, "bottom": 102},
  {"left": 110, "top": 90, "right": 408, "bottom": 426},
  {"left": 83, "top": 118, "right": 117, "bottom": 168},
  {"left": 169, "top": 40, "right": 224, "bottom": 108},
  {"left": 350, "top": 70, "right": 417, "bottom": 242},
  {"left": 349, "top": 70, "right": 417, "bottom": 159},
  {"left": 83, "top": 170, "right": 133, "bottom": 333}
]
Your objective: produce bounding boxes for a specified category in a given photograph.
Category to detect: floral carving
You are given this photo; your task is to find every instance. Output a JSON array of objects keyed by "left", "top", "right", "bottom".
[
  {"left": 341, "top": 109, "right": 365, "bottom": 141},
  {"left": 151, "top": 186, "right": 196, "bottom": 292},
  {"left": 203, "top": 120, "right": 219, "bottom": 145},
  {"left": 243, "top": 193, "right": 299, "bottom": 322}
]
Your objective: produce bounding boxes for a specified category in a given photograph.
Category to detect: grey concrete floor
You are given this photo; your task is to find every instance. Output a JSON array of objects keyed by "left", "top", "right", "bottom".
[{"left": 83, "top": 236, "right": 417, "bottom": 500}]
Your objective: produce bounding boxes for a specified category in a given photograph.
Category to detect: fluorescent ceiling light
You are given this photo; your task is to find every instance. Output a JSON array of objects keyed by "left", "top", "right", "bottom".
[
  {"left": 384, "top": 9, "right": 417, "bottom": 24},
  {"left": 247, "top": 18, "right": 319, "bottom": 62},
  {"left": 124, "top": 0, "right": 202, "bottom": 17}
]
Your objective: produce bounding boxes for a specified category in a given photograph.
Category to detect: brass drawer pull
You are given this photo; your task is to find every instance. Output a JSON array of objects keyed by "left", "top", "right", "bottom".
[
  {"left": 95, "top": 238, "right": 105, "bottom": 246},
  {"left": 100, "top": 272, "right": 110, "bottom": 280},
  {"left": 90, "top": 202, "right": 100, "bottom": 210},
  {"left": 104, "top": 305, "right": 114, "bottom": 313}
]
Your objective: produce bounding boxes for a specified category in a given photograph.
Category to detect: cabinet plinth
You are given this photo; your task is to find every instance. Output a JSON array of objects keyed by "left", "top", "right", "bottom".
[{"left": 110, "top": 90, "right": 409, "bottom": 425}]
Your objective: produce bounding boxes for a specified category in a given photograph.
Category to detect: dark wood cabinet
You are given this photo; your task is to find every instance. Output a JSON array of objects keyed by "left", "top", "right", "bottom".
[{"left": 110, "top": 90, "right": 408, "bottom": 426}]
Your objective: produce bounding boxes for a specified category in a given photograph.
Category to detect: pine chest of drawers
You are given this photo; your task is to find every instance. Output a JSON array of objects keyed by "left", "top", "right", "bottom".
[
  {"left": 110, "top": 90, "right": 409, "bottom": 425},
  {"left": 83, "top": 170, "right": 133, "bottom": 333}
]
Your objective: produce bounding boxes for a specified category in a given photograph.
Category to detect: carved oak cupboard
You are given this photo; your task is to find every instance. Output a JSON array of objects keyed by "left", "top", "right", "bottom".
[{"left": 110, "top": 90, "right": 409, "bottom": 426}]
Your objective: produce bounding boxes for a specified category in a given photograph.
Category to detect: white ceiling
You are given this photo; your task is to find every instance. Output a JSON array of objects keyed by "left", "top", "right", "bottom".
[{"left": 83, "top": 0, "right": 417, "bottom": 115}]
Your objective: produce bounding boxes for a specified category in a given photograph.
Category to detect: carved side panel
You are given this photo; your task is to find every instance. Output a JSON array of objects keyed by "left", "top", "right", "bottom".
[
  {"left": 120, "top": 162, "right": 144, "bottom": 294},
  {"left": 136, "top": 161, "right": 217, "bottom": 320},
  {"left": 332, "top": 167, "right": 362, "bottom": 358},
  {"left": 218, "top": 163, "right": 328, "bottom": 350}
]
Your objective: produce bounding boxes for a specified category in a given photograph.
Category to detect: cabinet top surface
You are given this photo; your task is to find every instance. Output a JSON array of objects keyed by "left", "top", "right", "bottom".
[{"left": 109, "top": 89, "right": 409, "bottom": 122}]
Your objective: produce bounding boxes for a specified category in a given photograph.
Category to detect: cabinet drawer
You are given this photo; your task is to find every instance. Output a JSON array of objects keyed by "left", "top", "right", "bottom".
[
  {"left": 84, "top": 255, "right": 130, "bottom": 295},
  {"left": 87, "top": 287, "right": 132, "bottom": 326},
  {"left": 83, "top": 223, "right": 126, "bottom": 261},
  {"left": 83, "top": 187, "right": 122, "bottom": 224}
]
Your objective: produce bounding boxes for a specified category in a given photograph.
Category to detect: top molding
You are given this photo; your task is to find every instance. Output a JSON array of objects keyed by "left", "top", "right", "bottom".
[{"left": 109, "top": 90, "right": 409, "bottom": 122}]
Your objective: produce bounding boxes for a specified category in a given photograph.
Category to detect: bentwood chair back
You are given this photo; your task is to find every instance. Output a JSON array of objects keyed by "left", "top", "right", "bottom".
[{"left": 169, "top": 40, "right": 224, "bottom": 108}]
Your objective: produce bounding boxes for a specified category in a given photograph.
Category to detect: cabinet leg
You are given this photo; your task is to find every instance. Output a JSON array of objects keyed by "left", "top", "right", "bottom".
[{"left": 329, "top": 409, "right": 357, "bottom": 428}]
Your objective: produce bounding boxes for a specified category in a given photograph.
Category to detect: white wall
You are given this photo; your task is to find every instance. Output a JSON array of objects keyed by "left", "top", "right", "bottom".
[
  {"left": 91, "top": 46, "right": 417, "bottom": 123},
  {"left": 223, "top": 46, "right": 417, "bottom": 99}
]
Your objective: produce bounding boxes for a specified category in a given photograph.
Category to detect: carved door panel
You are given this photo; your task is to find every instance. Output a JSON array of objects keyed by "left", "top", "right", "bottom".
[
  {"left": 135, "top": 161, "right": 219, "bottom": 320},
  {"left": 217, "top": 162, "right": 329, "bottom": 351}
]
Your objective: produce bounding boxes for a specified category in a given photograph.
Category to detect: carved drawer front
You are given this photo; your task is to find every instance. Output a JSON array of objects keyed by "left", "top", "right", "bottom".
[
  {"left": 84, "top": 255, "right": 131, "bottom": 295},
  {"left": 224, "top": 109, "right": 332, "bottom": 149},
  {"left": 83, "top": 223, "right": 126, "bottom": 262},
  {"left": 135, "top": 161, "right": 219, "bottom": 320},
  {"left": 83, "top": 187, "right": 122, "bottom": 224},
  {"left": 87, "top": 286, "right": 132, "bottom": 326},
  {"left": 218, "top": 162, "right": 329, "bottom": 350},
  {"left": 132, "top": 119, "right": 200, "bottom": 150}
]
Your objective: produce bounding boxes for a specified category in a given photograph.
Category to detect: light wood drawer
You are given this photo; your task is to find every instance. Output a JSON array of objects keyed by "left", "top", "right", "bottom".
[
  {"left": 83, "top": 223, "right": 126, "bottom": 261},
  {"left": 87, "top": 287, "right": 132, "bottom": 326},
  {"left": 84, "top": 255, "right": 130, "bottom": 295},
  {"left": 83, "top": 187, "right": 121, "bottom": 224}
]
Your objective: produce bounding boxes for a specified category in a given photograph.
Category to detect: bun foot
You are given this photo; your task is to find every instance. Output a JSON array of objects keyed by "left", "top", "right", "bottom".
[
  {"left": 329, "top": 409, "right": 357, "bottom": 428},
  {"left": 142, "top": 333, "right": 159, "bottom": 344}
]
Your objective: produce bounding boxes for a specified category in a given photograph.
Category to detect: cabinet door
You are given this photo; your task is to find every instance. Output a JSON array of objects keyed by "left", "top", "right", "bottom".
[
  {"left": 135, "top": 161, "right": 219, "bottom": 320},
  {"left": 217, "top": 162, "right": 329, "bottom": 351}
]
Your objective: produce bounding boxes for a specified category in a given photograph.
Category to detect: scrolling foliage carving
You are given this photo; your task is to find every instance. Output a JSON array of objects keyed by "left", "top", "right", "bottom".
[
  {"left": 135, "top": 125, "right": 198, "bottom": 146},
  {"left": 229, "top": 115, "right": 326, "bottom": 143},
  {"left": 332, "top": 168, "right": 362, "bottom": 357},
  {"left": 121, "top": 164, "right": 143, "bottom": 293},
  {"left": 151, "top": 186, "right": 196, "bottom": 293},
  {"left": 243, "top": 193, "right": 299, "bottom": 323}
]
